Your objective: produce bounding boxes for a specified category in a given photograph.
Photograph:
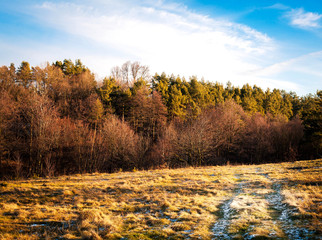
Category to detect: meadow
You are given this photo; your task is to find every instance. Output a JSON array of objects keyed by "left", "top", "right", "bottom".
[{"left": 0, "top": 159, "right": 321, "bottom": 239}]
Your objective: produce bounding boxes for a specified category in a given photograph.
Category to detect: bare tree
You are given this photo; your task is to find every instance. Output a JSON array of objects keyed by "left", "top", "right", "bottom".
[
  {"left": 241, "top": 113, "right": 274, "bottom": 163},
  {"left": 131, "top": 61, "right": 150, "bottom": 82},
  {"left": 206, "top": 100, "right": 247, "bottom": 162},
  {"left": 100, "top": 115, "right": 143, "bottom": 172},
  {"left": 13, "top": 152, "right": 23, "bottom": 179},
  {"left": 122, "top": 61, "right": 130, "bottom": 84},
  {"left": 111, "top": 66, "right": 122, "bottom": 83},
  {"left": 43, "top": 153, "right": 55, "bottom": 177},
  {"left": 110, "top": 61, "right": 150, "bottom": 87}
]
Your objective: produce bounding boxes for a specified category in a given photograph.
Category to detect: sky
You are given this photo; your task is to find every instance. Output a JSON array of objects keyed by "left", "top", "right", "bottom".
[{"left": 0, "top": 0, "right": 321, "bottom": 96}]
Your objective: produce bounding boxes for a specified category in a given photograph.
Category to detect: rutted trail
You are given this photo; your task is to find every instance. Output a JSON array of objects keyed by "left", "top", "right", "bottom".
[
  {"left": 212, "top": 174, "right": 244, "bottom": 240},
  {"left": 260, "top": 170, "right": 317, "bottom": 240},
  {"left": 212, "top": 166, "right": 319, "bottom": 240}
]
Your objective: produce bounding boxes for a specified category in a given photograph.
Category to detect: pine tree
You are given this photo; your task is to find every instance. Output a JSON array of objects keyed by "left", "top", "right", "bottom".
[{"left": 17, "top": 61, "right": 32, "bottom": 87}]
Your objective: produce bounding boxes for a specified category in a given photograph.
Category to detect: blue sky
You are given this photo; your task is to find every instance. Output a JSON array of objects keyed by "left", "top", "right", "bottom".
[{"left": 0, "top": 0, "right": 321, "bottom": 95}]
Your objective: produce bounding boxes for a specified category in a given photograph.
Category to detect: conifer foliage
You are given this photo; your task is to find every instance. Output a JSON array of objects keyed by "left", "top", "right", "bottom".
[{"left": 0, "top": 60, "right": 320, "bottom": 178}]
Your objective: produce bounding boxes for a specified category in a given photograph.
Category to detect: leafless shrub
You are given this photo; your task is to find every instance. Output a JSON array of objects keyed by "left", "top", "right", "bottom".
[
  {"left": 13, "top": 152, "right": 23, "bottom": 179},
  {"left": 43, "top": 154, "right": 55, "bottom": 177}
]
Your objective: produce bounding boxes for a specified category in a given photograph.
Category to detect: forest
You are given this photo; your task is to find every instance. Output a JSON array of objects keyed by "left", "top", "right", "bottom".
[{"left": 0, "top": 59, "right": 321, "bottom": 179}]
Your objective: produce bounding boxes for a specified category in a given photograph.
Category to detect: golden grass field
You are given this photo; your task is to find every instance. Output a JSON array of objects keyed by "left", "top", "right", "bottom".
[{"left": 0, "top": 159, "right": 321, "bottom": 239}]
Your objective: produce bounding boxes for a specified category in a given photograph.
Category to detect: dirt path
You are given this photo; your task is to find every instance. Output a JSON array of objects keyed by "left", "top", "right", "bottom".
[
  {"left": 261, "top": 171, "right": 316, "bottom": 240},
  {"left": 212, "top": 175, "right": 244, "bottom": 239},
  {"left": 212, "top": 168, "right": 318, "bottom": 240}
]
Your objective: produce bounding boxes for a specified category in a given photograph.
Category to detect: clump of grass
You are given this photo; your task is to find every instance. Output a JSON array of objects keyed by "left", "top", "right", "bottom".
[
  {"left": 228, "top": 218, "right": 250, "bottom": 234},
  {"left": 78, "top": 209, "right": 122, "bottom": 233},
  {"left": 61, "top": 233, "right": 79, "bottom": 239},
  {"left": 171, "top": 222, "right": 191, "bottom": 231}
]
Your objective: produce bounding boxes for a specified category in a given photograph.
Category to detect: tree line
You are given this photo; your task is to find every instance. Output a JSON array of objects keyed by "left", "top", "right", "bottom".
[{"left": 0, "top": 59, "right": 321, "bottom": 179}]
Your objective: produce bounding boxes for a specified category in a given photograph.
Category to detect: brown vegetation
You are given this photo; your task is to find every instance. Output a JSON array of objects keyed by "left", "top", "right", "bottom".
[{"left": 0, "top": 59, "right": 320, "bottom": 179}]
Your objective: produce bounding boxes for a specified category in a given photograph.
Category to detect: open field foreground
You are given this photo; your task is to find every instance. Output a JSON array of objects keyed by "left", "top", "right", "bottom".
[{"left": 0, "top": 159, "right": 321, "bottom": 240}]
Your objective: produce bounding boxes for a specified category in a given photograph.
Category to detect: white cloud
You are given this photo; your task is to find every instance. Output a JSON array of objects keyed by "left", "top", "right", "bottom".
[
  {"left": 29, "top": 1, "right": 275, "bottom": 84},
  {"left": 266, "top": 3, "right": 289, "bottom": 10},
  {"left": 247, "top": 51, "right": 322, "bottom": 95},
  {"left": 2, "top": 0, "right": 320, "bottom": 95},
  {"left": 254, "top": 51, "right": 322, "bottom": 76},
  {"left": 286, "top": 8, "right": 322, "bottom": 28}
]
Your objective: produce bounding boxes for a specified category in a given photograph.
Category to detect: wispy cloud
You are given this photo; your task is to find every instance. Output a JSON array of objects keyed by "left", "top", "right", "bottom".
[
  {"left": 286, "top": 8, "right": 322, "bottom": 29},
  {"left": 249, "top": 51, "right": 322, "bottom": 94},
  {"left": 29, "top": 1, "right": 275, "bottom": 83},
  {"left": 265, "top": 51, "right": 322, "bottom": 78},
  {"left": 1, "top": 0, "right": 320, "bottom": 95},
  {"left": 266, "top": 3, "right": 290, "bottom": 10}
]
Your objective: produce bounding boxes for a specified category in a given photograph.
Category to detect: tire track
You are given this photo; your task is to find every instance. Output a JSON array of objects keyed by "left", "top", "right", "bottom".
[
  {"left": 212, "top": 169, "right": 318, "bottom": 240},
  {"left": 212, "top": 174, "right": 245, "bottom": 240},
  {"left": 259, "top": 169, "right": 317, "bottom": 240}
]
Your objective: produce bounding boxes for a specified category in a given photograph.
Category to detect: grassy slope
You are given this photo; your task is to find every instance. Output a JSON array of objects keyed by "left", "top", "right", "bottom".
[{"left": 0, "top": 159, "right": 321, "bottom": 239}]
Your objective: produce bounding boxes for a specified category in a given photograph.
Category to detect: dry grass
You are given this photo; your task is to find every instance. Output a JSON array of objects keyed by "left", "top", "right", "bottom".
[{"left": 0, "top": 159, "right": 321, "bottom": 239}]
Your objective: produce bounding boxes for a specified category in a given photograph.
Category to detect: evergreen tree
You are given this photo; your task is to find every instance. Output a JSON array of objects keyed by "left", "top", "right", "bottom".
[
  {"left": 300, "top": 91, "right": 322, "bottom": 157},
  {"left": 17, "top": 61, "right": 32, "bottom": 87}
]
